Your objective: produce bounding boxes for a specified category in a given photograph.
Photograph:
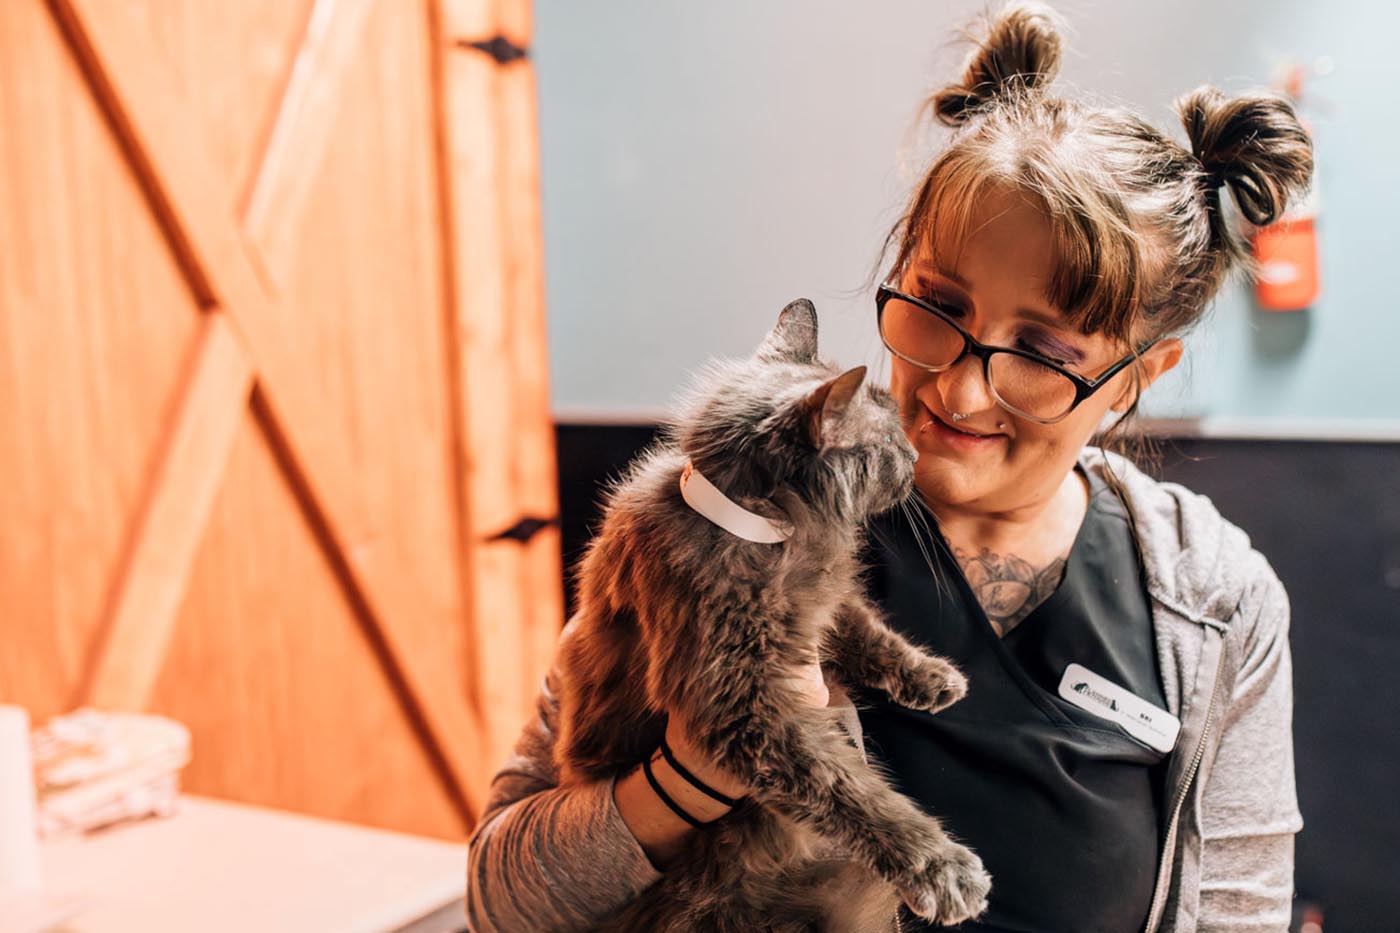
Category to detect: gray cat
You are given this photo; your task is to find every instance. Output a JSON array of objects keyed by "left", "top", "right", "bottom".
[{"left": 555, "top": 300, "right": 992, "bottom": 932}]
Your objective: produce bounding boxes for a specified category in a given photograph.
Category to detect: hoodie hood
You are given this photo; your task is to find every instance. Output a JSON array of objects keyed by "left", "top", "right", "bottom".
[{"left": 1080, "top": 446, "right": 1256, "bottom": 630}]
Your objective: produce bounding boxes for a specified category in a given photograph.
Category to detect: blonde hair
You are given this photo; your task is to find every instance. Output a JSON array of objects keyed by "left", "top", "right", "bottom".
[{"left": 882, "top": 1, "right": 1314, "bottom": 459}]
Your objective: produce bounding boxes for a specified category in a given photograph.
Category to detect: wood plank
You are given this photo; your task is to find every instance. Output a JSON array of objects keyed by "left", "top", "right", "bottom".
[
  {"left": 499, "top": 62, "right": 565, "bottom": 698},
  {"left": 241, "top": 0, "right": 476, "bottom": 812},
  {"left": 132, "top": 0, "right": 316, "bottom": 207},
  {"left": 49, "top": 0, "right": 491, "bottom": 820},
  {"left": 436, "top": 4, "right": 560, "bottom": 767},
  {"left": 425, "top": 0, "right": 483, "bottom": 730},
  {"left": 83, "top": 315, "right": 252, "bottom": 711},
  {"left": 438, "top": 47, "right": 529, "bottom": 767},
  {"left": 0, "top": 0, "right": 206, "bottom": 718},
  {"left": 153, "top": 415, "right": 468, "bottom": 837},
  {"left": 240, "top": 0, "right": 377, "bottom": 286}
]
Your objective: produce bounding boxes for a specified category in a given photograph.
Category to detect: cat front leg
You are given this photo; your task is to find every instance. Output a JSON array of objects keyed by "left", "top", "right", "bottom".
[
  {"left": 730, "top": 710, "right": 990, "bottom": 925},
  {"left": 678, "top": 663, "right": 988, "bottom": 924},
  {"left": 823, "top": 600, "right": 967, "bottom": 715},
  {"left": 660, "top": 614, "right": 989, "bottom": 924}
]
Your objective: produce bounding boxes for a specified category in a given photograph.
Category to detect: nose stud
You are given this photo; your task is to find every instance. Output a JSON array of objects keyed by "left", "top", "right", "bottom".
[{"left": 949, "top": 412, "right": 970, "bottom": 422}]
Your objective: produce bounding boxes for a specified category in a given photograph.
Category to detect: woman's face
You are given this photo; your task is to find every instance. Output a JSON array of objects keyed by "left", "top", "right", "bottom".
[{"left": 890, "top": 188, "right": 1181, "bottom": 517}]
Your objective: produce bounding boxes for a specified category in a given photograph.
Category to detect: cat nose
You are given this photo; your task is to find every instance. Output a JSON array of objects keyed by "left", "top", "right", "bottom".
[{"left": 889, "top": 433, "right": 916, "bottom": 463}]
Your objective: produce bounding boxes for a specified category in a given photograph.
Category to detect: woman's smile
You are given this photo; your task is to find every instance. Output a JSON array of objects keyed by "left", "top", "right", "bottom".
[{"left": 916, "top": 408, "right": 1008, "bottom": 453}]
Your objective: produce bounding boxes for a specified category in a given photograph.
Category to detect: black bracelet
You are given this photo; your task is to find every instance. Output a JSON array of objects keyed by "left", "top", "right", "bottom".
[
  {"left": 641, "top": 754, "right": 709, "bottom": 829},
  {"left": 658, "top": 735, "right": 743, "bottom": 808}
]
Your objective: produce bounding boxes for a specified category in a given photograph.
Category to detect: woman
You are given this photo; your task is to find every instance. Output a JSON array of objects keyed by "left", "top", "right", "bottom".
[{"left": 465, "top": 4, "right": 1311, "bottom": 931}]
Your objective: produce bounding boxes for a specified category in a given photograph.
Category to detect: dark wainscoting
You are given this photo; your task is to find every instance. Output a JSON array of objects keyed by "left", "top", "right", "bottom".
[{"left": 555, "top": 424, "right": 1400, "bottom": 932}]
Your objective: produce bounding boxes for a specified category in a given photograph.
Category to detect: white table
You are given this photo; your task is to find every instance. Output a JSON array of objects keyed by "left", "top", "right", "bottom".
[{"left": 8, "top": 795, "right": 466, "bottom": 933}]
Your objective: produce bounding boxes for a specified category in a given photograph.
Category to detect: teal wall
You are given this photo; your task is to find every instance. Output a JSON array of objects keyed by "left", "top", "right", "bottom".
[{"left": 536, "top": 1, "right": 1397, "bottom": 430}]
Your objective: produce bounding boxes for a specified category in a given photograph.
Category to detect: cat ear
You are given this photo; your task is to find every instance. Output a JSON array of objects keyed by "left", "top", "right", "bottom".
[
  {"left": 802, "top": 366, "right": 867, "bottom": 448},
  {"left": 757, "top": 298, "right": 818, "bottom": 364}
]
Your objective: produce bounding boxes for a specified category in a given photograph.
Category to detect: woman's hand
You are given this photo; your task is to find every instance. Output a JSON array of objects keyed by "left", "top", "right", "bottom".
[
  {"left": 663, "top": 659, "right": 830, "bottom": 800},
  {"left": 613, "top": 660, "right": 832, "bottom": 867}
]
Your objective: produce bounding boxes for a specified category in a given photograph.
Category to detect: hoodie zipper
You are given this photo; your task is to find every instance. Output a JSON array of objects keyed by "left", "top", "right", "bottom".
[{"left": 1143, "top": 635, "right": 1228, "bottom": 932}]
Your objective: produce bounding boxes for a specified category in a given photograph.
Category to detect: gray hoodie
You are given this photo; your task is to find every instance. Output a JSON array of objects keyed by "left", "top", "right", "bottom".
[{"left": 464, "top": 446, "right": 1302, "bottom": 932}]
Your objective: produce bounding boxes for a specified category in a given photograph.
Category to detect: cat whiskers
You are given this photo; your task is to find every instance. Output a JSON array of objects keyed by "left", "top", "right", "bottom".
[
  {"left": 896, "top": 493, "right": 955, "bottom": 610},
  {"left": 884, "top": 421, "right": 952, "bottom": 606}
]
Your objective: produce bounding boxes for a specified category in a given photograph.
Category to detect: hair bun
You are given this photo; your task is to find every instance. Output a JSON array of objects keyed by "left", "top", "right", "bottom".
[
  {"left": 1175, "top": 84, "right": 1314, "bottom": 227},
  {"left": 931, "top": 1, "right": 1064, "bottom": 127}
]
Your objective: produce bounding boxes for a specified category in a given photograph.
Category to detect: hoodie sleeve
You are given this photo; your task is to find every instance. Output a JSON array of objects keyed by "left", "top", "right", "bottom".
[
  {"left": 1196, "top": 557, "right": 1304, "bottom": 932},
  {"left": 463, "top": 661, "right": 663, "bottom": 932}
]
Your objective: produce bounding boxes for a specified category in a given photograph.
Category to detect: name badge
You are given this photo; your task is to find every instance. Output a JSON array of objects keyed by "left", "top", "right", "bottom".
[{"left": 1057, "top": 662, "right": 1180, "bottom": 754}]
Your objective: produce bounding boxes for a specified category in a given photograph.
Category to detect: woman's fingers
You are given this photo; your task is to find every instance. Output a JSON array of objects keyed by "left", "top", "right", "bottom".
[
  {"left": 799, "top": 661, "right": 831, "bottom": 707},
  {"left": 662, "top": 661, "right": 834, "bottom": 800}
]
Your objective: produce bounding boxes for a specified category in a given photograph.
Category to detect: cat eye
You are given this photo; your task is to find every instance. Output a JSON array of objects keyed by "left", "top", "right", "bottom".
[{"left": 876, "top": 284, "right": 1160, "bottom": 424}]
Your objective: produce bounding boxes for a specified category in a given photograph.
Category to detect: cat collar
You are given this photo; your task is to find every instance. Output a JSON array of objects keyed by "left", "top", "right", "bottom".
[{"left": 679, "top": 461, "right": 793, "bottom": 544}]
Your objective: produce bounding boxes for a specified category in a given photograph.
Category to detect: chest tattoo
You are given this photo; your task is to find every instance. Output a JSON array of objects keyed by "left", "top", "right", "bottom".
[{"left": 950, "top": 545, "right": 1070, "bottom": 637}]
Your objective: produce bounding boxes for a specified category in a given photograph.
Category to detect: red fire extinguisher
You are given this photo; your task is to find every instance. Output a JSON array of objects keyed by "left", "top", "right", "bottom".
[
  {"left": 1251, "top": 62, "right": 1321, "bottom": 312},
  {"left": 1252, "top": 185, "right": 1319, "bottom": 311}
]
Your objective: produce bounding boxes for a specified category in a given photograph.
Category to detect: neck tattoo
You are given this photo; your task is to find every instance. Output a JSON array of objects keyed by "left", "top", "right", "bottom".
[{"left": 949, "top": 544, "right": 1069, "bottom": 637}]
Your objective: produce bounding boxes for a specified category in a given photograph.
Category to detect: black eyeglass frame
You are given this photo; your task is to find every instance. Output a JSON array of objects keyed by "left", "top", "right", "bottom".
[{"left": 876, "top": 283, "right": 1161, "bottom": 425}]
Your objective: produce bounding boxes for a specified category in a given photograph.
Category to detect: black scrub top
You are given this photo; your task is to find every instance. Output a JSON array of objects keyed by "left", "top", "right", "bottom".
[{"left": 855, "top": 464, "right": 1172, "bottom": 933}]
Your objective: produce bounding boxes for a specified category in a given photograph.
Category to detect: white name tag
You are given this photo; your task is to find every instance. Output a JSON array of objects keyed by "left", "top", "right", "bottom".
[{"left": 1056, "top": 662, "right": 1180, "bottom": 754}]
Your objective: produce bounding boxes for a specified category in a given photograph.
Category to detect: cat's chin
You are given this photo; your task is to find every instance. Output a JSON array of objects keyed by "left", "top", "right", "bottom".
[{"left": 863, "top": 496, "right": 912, "bottom": 519}]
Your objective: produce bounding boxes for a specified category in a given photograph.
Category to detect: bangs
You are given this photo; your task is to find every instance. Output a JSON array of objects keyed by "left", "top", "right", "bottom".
[{"left": 896, "top": 146, "right": 1145, "bottom": 345}]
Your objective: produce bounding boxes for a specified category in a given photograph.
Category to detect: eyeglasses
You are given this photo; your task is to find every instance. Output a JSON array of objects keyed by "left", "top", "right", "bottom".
[{"left": 876, "top": 284, "right": 1159, "bottom": 425}]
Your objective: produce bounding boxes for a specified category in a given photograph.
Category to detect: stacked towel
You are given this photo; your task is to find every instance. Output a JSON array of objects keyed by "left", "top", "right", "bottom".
[{"left": 30, "top": 709, "right": 191, "bottom": 837}]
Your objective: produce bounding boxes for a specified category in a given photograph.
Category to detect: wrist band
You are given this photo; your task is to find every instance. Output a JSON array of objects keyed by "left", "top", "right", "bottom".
[
  {"left": 658, "top": 735, "right": 743, "bottom": 808},
  {"left": 641, "top": 754, "right": 710, "bottom": 829}
]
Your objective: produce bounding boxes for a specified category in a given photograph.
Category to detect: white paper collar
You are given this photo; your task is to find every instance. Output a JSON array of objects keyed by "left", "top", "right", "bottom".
[{"left": 679, "top": 460, "right": 793, "bottom": 544}]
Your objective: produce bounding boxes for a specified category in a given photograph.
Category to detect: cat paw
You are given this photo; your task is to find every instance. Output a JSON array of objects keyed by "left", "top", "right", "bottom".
[
  {"left": 894, "top": 843, "right": 991, "bottom": 925},
  {"left": 888, "top": 658, "right": 968, "bottom": 714}
]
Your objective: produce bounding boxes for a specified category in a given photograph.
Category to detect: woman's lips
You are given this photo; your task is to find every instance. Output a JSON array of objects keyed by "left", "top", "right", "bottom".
[{"left": 917, "top": 410, "right": 1007, "bottom": 450}]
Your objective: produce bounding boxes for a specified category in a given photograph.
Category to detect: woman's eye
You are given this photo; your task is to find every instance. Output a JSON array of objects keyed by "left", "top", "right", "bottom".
[
  {"left": 1018, "top": 339, "right": 1069, "bottom": 365},
  {"left": 918, "top": 295, "right": 964, "bottom": 316}
]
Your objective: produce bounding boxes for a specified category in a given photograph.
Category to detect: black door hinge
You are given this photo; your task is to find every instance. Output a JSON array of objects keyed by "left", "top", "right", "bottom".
[
  {"left": 459, "top": 35, "right": 529, "bottom": 64},
  {"left": 487, "top": 515, "right": 557, "bottom": 544}
]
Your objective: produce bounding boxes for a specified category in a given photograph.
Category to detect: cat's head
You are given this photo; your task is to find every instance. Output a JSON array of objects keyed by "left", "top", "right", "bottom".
[{"left": 670, "top": 299, "right": 917, "bottom": 524}]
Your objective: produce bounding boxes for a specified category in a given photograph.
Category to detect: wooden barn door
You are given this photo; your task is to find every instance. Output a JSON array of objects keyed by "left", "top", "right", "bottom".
[{"left": 0, "top": 0, "right": 562, "bottom": 839}]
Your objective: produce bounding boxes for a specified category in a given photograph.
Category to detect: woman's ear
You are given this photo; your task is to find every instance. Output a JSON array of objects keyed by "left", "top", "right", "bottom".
[{"left": 1110, "top": 338, "right": 1183, "bottom": 412}]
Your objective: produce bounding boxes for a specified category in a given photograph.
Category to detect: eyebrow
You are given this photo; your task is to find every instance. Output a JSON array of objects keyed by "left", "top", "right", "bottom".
[{"left": 924, "top": 266, "right": 1086, "bottom": 362}]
